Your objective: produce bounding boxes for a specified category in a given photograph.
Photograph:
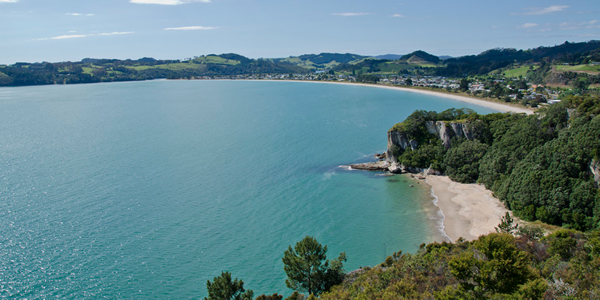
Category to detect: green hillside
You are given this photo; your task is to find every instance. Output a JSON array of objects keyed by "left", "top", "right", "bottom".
[{"left": 556, "top": 64, "right": 600, "bottom": 73}]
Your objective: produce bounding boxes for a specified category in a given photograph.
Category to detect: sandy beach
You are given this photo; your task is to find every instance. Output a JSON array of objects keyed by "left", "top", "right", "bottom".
[
  {"left": 254, "top": 80, "right": 535, "bottom": 115},
  {"left": 371, "top": 84, "right": 535, "bottom": 115},
  {"left": 426, "top": 175, "right": 512, "bottom": 242}
]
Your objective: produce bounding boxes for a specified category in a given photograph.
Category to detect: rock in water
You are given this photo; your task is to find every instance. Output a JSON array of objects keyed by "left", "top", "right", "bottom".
[{"left": 349, "top": 160, "right": 390, "bottom": 171}]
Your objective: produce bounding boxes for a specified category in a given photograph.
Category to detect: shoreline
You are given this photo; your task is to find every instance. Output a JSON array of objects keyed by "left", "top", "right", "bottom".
[
  {"left": 245, "top": 80, "right": 535, "bottom": 115},
  {"left": 3, "top": 78, "right": 535, "bottom": 115},
  {"left": 424, "top": 175, "right": 512, "bottom": 242}
]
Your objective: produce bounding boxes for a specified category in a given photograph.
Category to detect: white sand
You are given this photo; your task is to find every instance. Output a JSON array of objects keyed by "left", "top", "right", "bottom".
[
  {"left": 425, "top": 175, "right": 512, "bottom": 242},
  {"left": 252, "top": 80, "right": 535, "bottom": 115}
]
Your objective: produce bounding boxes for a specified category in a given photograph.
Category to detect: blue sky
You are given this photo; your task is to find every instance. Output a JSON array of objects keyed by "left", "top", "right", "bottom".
[{"left": 1, "top": 0, "right": 599, "bottom": 64}]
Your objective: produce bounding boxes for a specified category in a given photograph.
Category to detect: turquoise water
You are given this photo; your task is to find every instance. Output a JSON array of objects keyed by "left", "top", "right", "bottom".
[{"left": 0, "top": 80, "right": 496, "bottom": 298}]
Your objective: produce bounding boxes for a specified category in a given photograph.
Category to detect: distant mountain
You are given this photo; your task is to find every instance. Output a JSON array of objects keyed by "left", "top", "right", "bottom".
[
  {"left": 439, "top": 55, "right": 453, "bottom": 60},
  {"left": 297, "top": 53, "right": 365, "bottom": 65},
  {"left": 400, "top": 51, "right": 441, "bottom": 64},
  {"left": 374, "top": 54, "right": 404, "bottom": 60},
  {"left": 2, "top": 40, "right": 600, "bottom": 87},
  {"left": 270, "top": 53, "right": 367, "bottom": 70}
]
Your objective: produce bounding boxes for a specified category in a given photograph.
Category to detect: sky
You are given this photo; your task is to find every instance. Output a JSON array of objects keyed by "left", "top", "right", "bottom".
[{"left": 1, "top": 0, "right": 599, "bottom": 64}]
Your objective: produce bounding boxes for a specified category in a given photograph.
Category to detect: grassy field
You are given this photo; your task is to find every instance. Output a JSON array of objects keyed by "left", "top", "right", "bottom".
[
  {"left": 191, "top": 55, "right": 240, "bottom": 65},
  {"left": 127, "top": 63, "right": 206, "bottom": 71},
  {"left": 501, "top": 66, "right": 536, "bottom": 78},
  {"left": 278, "top": 57, "right": 316, "bottom": 69},
  {"left": 555, "top": 64, "right": 600, "bottom": 73},
  {"left": 323, "top": 61, "right": 340, "bottom": 69},
  {"left": 82, "top": 67, "right": 95, "bottom": 75}
]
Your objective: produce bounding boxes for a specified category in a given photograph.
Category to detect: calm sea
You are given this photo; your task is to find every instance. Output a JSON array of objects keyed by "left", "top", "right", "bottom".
[{"left": 0, "top": 80, "right": 496, "bottom": 298}]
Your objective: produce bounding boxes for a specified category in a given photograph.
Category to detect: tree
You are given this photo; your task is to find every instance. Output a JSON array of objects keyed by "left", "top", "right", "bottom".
[
  {"left": 495, "top": 212, "right": 519, "bottom": 234},
  {"left": 449, "top": 233, "right": 535, "bottom": 296},
  {"left": 444, "top": 140, "right": 489, "bottom": 183},
  {"left": 205, "top": 272, "right": 254, "bottom": 300},
  {"left": 405, "top": 78, "right": 413, "bottom": 86},
  {"left": 282, "top": 236, "right": 347, "bottom": 295},
  {"left": 572, "top": 76, "right": 590, "bottom": 90},
  {"left": 459, "top": 78, "right": 470, "bottom": 91}
]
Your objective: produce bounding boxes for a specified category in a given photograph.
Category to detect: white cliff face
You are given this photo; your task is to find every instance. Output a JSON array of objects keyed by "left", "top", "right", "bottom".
[
  {"left": 386, "top": 131, "right": 419, "bottom": 162},
  {"left": 388, "top": 121, "right": 480, "bottom": 161},
  {"left": 590, "top": 159, "right": 600, "bottom": 188},
  {"left": 422, "top": 121, "right": 476, "bottom": 149}
]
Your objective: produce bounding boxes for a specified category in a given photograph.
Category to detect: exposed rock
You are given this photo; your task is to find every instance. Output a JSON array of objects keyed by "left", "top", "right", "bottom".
[
  {"left": 425, "top": 166, "right": 443, "bottom": 176},
  {"left": 388, "top": 162, "right": 402, "bottom": 174},
  {"left": 386, "top": 131, "right": 408, "bottom": 162},
  {"left": 349, "top": 160, "right": 390, "bottom": 171},
  {"left": 374, "top": 152, "right": 387, "bottom": 160},
  {"left": 436, "top": 122, "right": 455, "bottom": 148},
  {"left": 590, "top": 159, "right": 600, "bottom": 188},
  {"left": 391, "top": 120, "right": 478, "bottom": 152},
  {"left": 425, "top": 121, "right": 437, "bottom": 134},
  {"left": 385, "top": 131, "right": 421, "bottom": 163},
  {"left": 409, "top": 139, "right": 419, "bottom": 150}
]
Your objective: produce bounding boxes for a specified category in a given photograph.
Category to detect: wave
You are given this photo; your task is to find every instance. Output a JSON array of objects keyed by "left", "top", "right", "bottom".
[{"left": 426, "top": 177, "right": 452, "bottom": 242}]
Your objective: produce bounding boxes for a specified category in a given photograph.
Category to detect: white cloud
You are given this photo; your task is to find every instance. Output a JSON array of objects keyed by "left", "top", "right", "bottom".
[
  {"left": 517, "top": 23, "right": 538, "bottom": 29},
  {"left": 130, "top": 0, "right": 209, "bottom": 5},
  {"left": 0, "top": 0, "right": 19, "bottom": 3},
  {"left": 582, "top": 20, "right": 599, "bottom": 28},
  {"left": 37, "top": 32, "right": 134, "bottom": 41},
  {"left": 39, "top": 34, "right": 88, "bottom": 40},
  {"left": 67, "top": 13, "right": 94, "bottom": 16},
  {"left": 164, "top": 26, "right": 217, "bottom": 30},
  {"left": 515, "top": 5, "right": 569, "bottom": 15},
  {"left": 98, "top": 31, "right": 134, "bottom": 36},
  {"left": 332, "top": 12, "right": 369, "bottom": 17},
  {"left": 559, "top": 20, "right": 600, "bottom": 30},
  {"left": 391, "top": 14, "right": 404, "bottom": 18}
]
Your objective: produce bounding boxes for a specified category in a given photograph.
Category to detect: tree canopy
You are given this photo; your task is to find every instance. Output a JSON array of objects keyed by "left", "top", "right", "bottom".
[
  {"left": 282, "top": 236, "right": 346, "bottom": 296},
  {"left": 205, "top": 272, "right": 254, "bottom": 300}
]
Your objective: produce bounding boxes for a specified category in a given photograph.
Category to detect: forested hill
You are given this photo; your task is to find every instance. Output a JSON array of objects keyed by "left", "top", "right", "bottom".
[
  {"left": 437, "top": 40, "right": 600, "bottom": 76},
  {"left": 401, "top": 50, "right": 441, "bottom": 64},
  {"left": 0, "top": 53, "right": 310, "bottom": 87},
  {"left": 387, "top": 94, "right": 600, "bottom": 231},
  {"left": 269, "top": 53, "right": 367, "bottom": 70},
  {"left": 2, "top": 40, "right": 600, "bottom": 87}
]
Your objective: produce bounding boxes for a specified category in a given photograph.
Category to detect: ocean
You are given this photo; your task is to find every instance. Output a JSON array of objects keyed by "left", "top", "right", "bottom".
[{"left": 0, "top": 80, "right": 496, "bottom": 298}]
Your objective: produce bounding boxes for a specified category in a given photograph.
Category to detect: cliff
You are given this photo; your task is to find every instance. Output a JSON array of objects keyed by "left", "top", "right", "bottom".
[
  {"left": 591, "top": 159, "right": 600, "bottom": 188},
  {"left": 386, "top": 120, "right": 479, "bottom": 163}
]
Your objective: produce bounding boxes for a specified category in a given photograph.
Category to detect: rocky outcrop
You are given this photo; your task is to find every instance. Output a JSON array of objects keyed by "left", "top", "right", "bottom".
[
  {"left": 590, "top": 159, "right": 600, "bottom": 188},
  {"left": 387, "top": 121, "right": 478, "bottom": 157},
  {"left": 388, "top": 162, "right": 402, "bottom": 174},
  {"left": 386, "top": 131, "right": 419, "bottom": 163},
  {"left": 349, "top": 160, "right": 390, "bottom": 171}
]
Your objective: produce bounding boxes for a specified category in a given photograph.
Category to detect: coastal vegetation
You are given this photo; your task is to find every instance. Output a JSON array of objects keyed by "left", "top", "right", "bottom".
[
  {"left": 320, "top": 229, "right": 600, "bottom": 299},
  {"left": 388, "top": 94, "right": 600, "bottom": 231},
  {"left": 212, "top": 229, "right": 600, "bottom": 299}
]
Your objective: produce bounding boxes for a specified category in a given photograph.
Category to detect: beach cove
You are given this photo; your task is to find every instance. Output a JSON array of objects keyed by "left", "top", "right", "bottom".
[{"left": 259, "top": 79, "right": 528, "bottom": 243}]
